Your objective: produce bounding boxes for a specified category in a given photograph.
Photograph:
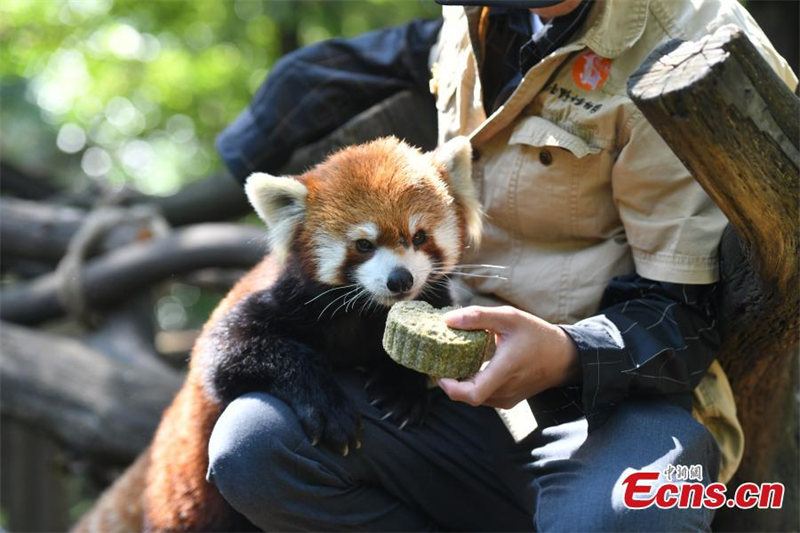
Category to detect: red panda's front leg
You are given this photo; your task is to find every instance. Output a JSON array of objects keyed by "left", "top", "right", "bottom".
[
  {"left": 207, "top": 294, "right": 362, "bottom": 454},
  {"left": 363, "top": 274, "right": 454, "bottom": 429},
  {"left": 364, "top": 358, "right": 432, "bottom": 429}
]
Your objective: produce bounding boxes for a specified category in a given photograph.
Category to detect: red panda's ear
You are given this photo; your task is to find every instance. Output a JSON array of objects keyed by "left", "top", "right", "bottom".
[
  {"left": 433, "top": 136, "right": 482, "bottom": 247},
  {"left": 244, "top": 173, "right": 308, "bottom": 262}
]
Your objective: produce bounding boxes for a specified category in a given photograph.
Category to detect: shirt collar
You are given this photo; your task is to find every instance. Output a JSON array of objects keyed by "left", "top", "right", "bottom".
[
  {"left": 463, "top": 0, "right": 650, "bottom": 60},
  {"left": 577, "top": 0, "right": 649, "bottom": 58}
]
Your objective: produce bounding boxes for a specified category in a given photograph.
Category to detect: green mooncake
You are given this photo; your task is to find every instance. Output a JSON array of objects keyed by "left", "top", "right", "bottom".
[{"left": 383, "top": 300, "right": 492, "bottom": 378}]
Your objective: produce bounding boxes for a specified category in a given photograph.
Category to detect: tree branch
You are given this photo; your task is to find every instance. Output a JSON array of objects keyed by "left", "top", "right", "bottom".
[
  {"left": 0, "top": 224, "right": 267, "bottom": 325},
  {"left": 0, "top": 198, "right": 145, "bottom": 263},
  {"left": 131, "top": 174, "right": 251, "bottom": 227},
  {"left": 0, "top": 160, "right": 59, "bottom": 200}
]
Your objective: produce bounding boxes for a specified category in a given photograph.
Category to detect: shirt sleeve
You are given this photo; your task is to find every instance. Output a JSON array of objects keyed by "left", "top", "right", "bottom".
[
  {"left": 611, "top": 111, "right": 728, "bottom": 284},
  {"left": 216, "top": 18, "right": 443, "bottom": 182},
  {"left": 560, "top": 274, "right": 721, "bottom": 430}
]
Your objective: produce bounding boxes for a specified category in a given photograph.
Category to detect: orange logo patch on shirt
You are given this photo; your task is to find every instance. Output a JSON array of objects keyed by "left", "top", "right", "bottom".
[{"left": 572, "top": 51, "right": 611, "bottom": 91}]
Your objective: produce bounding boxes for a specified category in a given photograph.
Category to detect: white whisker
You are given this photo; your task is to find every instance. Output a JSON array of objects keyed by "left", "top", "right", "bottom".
[
  {"left": 345, "top": 289, "right": 363, "bottom": 313},
  {"left": 451, "top": 264, "right": 508, "bottom": 270},
  {"left": 358, "top": 295, "right": 372, "bottom": 315},
  {"left": 332, "top": 288, "right": 365, "bottom": 318},
  {"left": 434, "top": 271, "right": 508, "bottom": 281},
  {"left": 427, "top": 261, "right": 507, "bottom": 271},
  {"left": 304, "top": 283, "right": 358, "bottom": 305},
  {"left": 317, "top": 288, "right": 359, "bottom": 320}
]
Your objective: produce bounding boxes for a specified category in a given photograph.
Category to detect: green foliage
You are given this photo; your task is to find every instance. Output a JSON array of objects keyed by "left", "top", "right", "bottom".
[{"left": 1, "top": 0, "right": 440, "bottom": 195}]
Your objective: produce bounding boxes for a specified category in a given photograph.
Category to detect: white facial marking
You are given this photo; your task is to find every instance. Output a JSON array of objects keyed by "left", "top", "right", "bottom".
[
  {"left": 432, "top": 209, "right": 461, "bottom": 272},
  {"left": 313, "top": 232, "right": 347, "bottom": 285},
  {"left": 408, "top": 214, "right": 424, "bottom": 236},
  {"left": 347, "top": 222, "right": 378, "bottom": 242},
  {"left": 404, "top": 249, "right": 434, "bottom": 294},
  {"left": 355, "top": 247, "right": 433, "bottom": 306}
]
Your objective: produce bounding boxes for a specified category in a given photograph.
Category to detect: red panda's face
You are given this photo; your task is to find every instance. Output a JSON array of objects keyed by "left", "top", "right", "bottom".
[{"left": 245, "top": 136, "right": 481, "bottom": 307}]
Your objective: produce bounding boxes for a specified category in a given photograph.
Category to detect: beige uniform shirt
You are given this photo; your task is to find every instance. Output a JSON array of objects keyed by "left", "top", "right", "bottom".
[{"left": 429, "top": 0, "right": 798, "bottom": 483}]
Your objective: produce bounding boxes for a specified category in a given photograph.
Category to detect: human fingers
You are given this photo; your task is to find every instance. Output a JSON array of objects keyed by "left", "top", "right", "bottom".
[
  {"left": 437, "top": 356, "right": 510, "bottom": 406},
  {"left": 443, "top": 305, "right": 519, "bottom": 334}
]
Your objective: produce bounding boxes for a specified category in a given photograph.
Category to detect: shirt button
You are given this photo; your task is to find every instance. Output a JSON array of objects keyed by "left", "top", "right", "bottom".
[{"left": 539, "top": 149, "right": 553, "bottom": 166}]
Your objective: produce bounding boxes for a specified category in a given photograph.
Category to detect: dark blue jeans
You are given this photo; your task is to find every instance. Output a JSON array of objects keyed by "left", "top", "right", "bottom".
[{"left": 208, "top": 372, "right": 719, "bottom": 531}]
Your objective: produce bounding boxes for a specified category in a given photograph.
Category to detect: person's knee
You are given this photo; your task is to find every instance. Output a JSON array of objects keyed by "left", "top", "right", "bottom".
[
  {"left": 534, "top": 400, "right": 719, "bottom": 532},
  {"left": 207, "top": 392, "right": 307, "bottom": 518},
  {"left": 607, "top": 400, "right": 722, "bottom": 487},
  {"left": 536, "top": 484, "right": 714, "bottom": 532}
]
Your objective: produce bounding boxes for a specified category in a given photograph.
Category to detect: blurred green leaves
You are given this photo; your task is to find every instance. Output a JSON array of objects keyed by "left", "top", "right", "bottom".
[{"left": 1, "top": 0, "right": 440, "bottom": 195}]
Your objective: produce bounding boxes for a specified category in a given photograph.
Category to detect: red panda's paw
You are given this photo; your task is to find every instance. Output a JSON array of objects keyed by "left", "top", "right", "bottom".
[
  {"left": 292, "top": 387, "right": 362, "bottom": 455},
  {"left": 365, "top": 365, "right": 431, "bottom": 430}
]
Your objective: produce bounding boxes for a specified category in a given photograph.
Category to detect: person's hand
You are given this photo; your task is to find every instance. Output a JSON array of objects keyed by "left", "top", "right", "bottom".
[{"left": 437, "top": 306, "right": 579, "bottom": 409}]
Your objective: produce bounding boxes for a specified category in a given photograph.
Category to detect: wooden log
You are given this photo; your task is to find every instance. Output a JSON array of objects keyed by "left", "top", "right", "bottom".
[
  {"left": 0, "top": 198, "right": 145, "bottom": 263},
  {"left": 628, "top": 25, "right": 798, "bottom": 283},
  {"left": 628, "top": 25, "right": 798, "bottom": 531},
  {"left": 136, "top": 174, "right": 250, "bottom": 227},
  {"left": 0, "top": 322, "right": 182, "bottom": 463},
  {"left": 84, "top": 296, "right": 164, "bottom": 371},
  {"left": 0, "top": 160, "right": 59, "bottom": 199},
  {"left": 0, "top": 180, "right": 251, "bottom": 267},
  {"left": 0, "top": 224, "right": 266, "bottom": 325}
]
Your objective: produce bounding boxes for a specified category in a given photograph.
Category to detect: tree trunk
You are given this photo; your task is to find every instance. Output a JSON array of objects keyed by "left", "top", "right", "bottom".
[
  {"left": 628, "top": 24, "right": 799, "bottom": 531},
  {"left": 0, "top": 322, "right": 182, "bottom": 464}
]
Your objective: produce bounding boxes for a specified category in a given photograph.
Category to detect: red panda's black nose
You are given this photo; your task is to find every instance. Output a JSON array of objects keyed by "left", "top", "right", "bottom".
[{"left": 387, "top": 267, "right": 414, "bottom": 294}]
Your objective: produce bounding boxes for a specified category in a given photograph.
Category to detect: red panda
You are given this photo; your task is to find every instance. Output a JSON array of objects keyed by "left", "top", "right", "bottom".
[{"left": 76, "top": 136, "right": 480, "bottom": 532}]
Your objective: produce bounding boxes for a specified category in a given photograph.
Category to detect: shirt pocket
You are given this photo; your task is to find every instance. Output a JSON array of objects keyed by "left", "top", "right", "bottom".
[
  {"left": 507, "top": 116, "right": 604, "bottom": 241},
  {"left": 509, "top": 115, "right": 602, "bottom": 158}
]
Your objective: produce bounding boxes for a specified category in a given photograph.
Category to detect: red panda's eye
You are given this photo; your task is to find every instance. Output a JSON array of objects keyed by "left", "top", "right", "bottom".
[
  {"left": 412, "top": 230, "right": 427, "bottom": 246},
  {"left": 355, "top": 239, "right": 375, "bottom": 253}
]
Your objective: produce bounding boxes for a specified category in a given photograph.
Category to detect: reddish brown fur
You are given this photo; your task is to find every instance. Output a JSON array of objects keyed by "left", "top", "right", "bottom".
[
  {"left": 303, "top": 139, "right": 454, "bottom": 238},
  {"left": 296, "top": 138, "right": 463, "bottom": 283}
]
